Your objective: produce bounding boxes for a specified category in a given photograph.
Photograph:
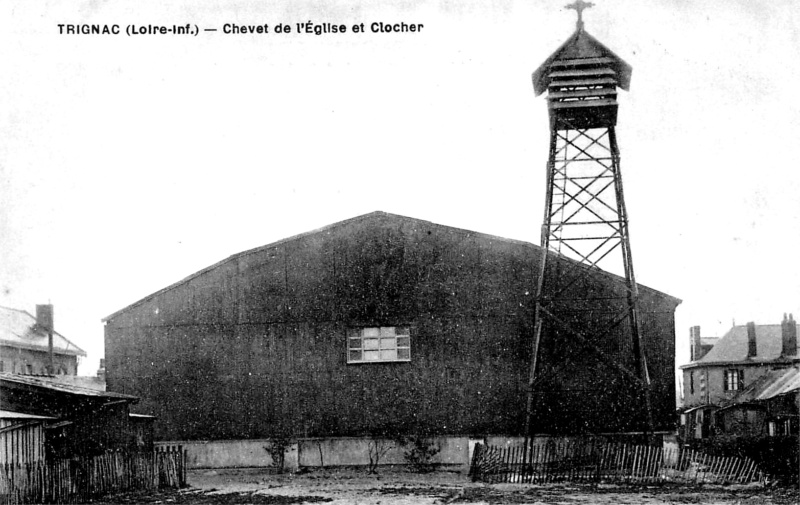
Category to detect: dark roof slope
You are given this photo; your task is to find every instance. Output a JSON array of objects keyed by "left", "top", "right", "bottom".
[
  {"left": 103, "top": 211, "right": 680, "bottom": 322},
  {"left": 687, "top": 324, "right": 797, "bottom": 366},
  {"left": 0, "top": 373, "right": 136, "bottom": 400}
]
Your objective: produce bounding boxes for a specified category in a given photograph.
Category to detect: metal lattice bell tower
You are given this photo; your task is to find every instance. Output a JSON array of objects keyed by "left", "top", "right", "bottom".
[{"left": 525, "top": 1, "right": 653, "bottom": 437}]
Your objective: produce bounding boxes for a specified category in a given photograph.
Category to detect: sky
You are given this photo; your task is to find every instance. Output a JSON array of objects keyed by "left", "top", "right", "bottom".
[{"left": 1, "top": 0, "right": 799, "bottom": 378}]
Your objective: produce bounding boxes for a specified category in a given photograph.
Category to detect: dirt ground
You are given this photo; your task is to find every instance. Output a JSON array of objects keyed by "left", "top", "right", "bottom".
[{"left": 97, "top": 467, "right": 800, "bottom": 505}]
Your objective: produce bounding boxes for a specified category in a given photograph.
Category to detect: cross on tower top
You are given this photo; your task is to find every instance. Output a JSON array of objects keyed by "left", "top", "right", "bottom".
[{"left": 565, "top": 0, "right": 594, "bottom": 31}]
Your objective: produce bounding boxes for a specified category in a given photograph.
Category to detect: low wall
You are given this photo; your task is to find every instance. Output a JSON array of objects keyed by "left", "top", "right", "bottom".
[
  {"left": 156, "top": 433, "right": 676, "bottom": 470},
  {"left": 157, "top": 435, "right": 472, "bottom": 470},
  {"left": 486, "top": 433, "right": 670, "bottom": 448},
  {"left": 157, "top": 439, "right": 298, "bottom": 471},
  {"left": 297, "top": 436, "right": 470, "bottom": 467}
]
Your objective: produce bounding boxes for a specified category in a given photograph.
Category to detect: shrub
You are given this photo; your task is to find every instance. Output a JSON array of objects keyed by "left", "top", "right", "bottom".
[
  {"left": 403, "top": 435, "right": 440, "bottom": 473},
  {"left": 264, "top": 432, "right": 294, "bottom": 474},
  {"left": 691, "top": 434, "right": 798, "bottom": 485}
]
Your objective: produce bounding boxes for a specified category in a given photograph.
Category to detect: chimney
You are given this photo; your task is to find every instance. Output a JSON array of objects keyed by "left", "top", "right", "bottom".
[
  {"left": 782, "top": 313, "right": 797, "bottom": 357},
  {"left": 36, "top": 304, "right": 55, "bottom": 373},
  {"left": 35, "top": 304, "right": 53, "bottom": 330},
  {"left": 746, "top": 321, "right": 757, "bottom": 358},
  {"left": 690, "top": 326, "right": 702, "bottom": 361},
  {"left": 97, "top": 358, "right": 106, "bottom": 382}
]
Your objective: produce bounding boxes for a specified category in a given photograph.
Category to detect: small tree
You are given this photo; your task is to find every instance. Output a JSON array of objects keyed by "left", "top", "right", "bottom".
[
  {"left": 367, "top": 437, "right": 395, "bottom": 474},
  {"left": 366, "top": 424, "right": 405, "bottom": 474}
]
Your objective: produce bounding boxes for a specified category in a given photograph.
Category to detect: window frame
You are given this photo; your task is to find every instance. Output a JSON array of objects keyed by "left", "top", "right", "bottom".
[
  {"left": 347, "top": 326, "right": 411, "bottom": 364},
  {"left": 723, "top": 369, "right": 743, "bottom": 391}
]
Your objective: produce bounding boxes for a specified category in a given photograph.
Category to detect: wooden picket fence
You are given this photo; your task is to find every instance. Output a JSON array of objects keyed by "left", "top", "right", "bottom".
[
  {"left": 470, "top": 441, "right": 764, "bottom": 485},
  {"left": 0, "top": 446, "right": 186, "bottom": 505}
]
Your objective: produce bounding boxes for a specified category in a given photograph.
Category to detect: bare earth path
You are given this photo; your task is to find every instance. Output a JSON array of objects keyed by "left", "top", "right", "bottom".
[{"left": 97, "top": 467, "right": 799, "bottom": 505}]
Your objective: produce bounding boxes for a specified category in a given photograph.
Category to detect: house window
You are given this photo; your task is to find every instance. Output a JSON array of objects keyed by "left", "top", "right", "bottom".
[
  {"left": 348, "top": 327, "right": 410, "bottom": 363},
  {"left": 723, "top": 369, "right": 743, "bottom": 391},
  {"left": 689, "top": 371, "right": 694, "bottom": 395},
  {"left": 768, "top": 420, "right": 790, "bottom": 437}
]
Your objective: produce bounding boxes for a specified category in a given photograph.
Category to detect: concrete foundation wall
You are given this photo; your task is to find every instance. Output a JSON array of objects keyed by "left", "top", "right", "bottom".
[
  {"left": 158, "top": 433, "right": 677, "bottom": 470},
  {"left": 297, "top": 436, "right": 470, "bottom": 467},
  {"left": 158, "top": 439, "right": 298, "bottom": 470},
  {"left": 159, "top": 436, "right": 472, "bottom": 470}
]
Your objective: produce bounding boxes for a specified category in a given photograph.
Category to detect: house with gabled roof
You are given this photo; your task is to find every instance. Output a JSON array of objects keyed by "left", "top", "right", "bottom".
[
  {"left": 680, "top": 314, "right": 799, "bottom": 439},
  {"left": 0, "top": 305, "right": 86, "bottom": 375},
  {"left": 104, "top": 211, "right": 680, "bottom": 446}
]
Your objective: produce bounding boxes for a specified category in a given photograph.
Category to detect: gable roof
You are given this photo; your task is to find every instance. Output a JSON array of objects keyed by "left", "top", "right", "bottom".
[
  {"left": 691, "top": 324, "right": 795, "bottom": 365},
  {"left": 532, "top": 28, "right": 632, "bottom": 96},
  {"left": 0, "top": 306, "right": 86, "bottom": 357},
  {"left": 103, "top": 211, "right": 681, "bottom": 322}
]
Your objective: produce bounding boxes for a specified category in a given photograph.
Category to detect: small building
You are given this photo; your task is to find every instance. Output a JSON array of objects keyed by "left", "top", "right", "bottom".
[
  {"left": 0, "top": 373, "right": 149, "bottom": 458},
  {"left": 0, "top": 410, "right": 53, "bottom": 465},
  {"left": 680, "top": 314, "right": 799, "bottom": 439},
  {"left": 715, "top": 366, "right": 800, "bottom": 437},
  {"left": 0, "top": 305, "right": 86, "bottom": 375}
]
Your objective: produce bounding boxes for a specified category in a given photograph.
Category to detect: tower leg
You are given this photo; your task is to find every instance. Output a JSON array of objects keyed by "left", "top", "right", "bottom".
[
  {"left": 525, "top": 124, "right": 653, "bottom": 443},
  {"left": 609, "top": 127, "right": 654, "bottom": 438},
  {"left": 523, "top": 130, "right": 558, "bottom": 459}
]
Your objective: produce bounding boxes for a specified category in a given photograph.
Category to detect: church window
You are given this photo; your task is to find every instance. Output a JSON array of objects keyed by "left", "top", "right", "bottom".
[{"left": 348, "top": 327, "right": 411, "bottom": 363}]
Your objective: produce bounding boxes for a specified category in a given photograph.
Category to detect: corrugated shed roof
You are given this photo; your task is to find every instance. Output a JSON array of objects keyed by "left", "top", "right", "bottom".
[
  {"left": 755, "top": 367, "right": 800, "bottom": 400},
  {"left": 0, "top": 306, "right": 86, "bottom": 357},
  {"left": 0, "top": 410, "right": 54, "bottom": 420},
  {"left": 725, "top": 367, "right": 800, "bottom": 406},
  {"left": 697, "top": 324, "right": 794, "bottom": 364},
  {"left": 0, "top": 373, "right": 136, "bottom": 400}
]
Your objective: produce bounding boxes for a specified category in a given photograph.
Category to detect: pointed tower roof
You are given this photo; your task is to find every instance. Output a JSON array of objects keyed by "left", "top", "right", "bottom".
[
  {"left": 532, "top": 28, "right": 632, "bottom": 96},
  {"left": 532, "top": 7, "right": 633, "bottom": 131}
]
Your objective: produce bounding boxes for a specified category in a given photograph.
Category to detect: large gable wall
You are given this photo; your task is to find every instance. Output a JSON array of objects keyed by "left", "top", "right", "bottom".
[{"left": 105, "top": 214, "right": 677, "bottom": 440}]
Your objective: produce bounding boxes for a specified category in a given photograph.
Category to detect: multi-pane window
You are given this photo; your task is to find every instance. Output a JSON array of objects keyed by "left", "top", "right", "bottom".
[
  {"left": 723, "top": 369, "right": 743, "bottom": 391},
  {"left": 347, "top": 327, "right": 410, "bottom": 363}
]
